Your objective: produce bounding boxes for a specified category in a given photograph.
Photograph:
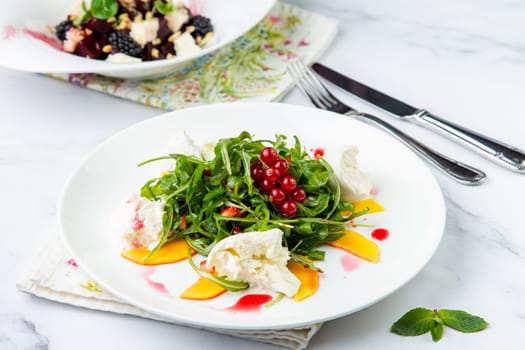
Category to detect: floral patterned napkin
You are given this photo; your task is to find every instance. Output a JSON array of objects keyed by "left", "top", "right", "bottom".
[
  {"left": 18, "top": 3, "right": 337, "bottom": 349},
  {"left": 51, "top": 2, "right": 337, "bottom": 110}
]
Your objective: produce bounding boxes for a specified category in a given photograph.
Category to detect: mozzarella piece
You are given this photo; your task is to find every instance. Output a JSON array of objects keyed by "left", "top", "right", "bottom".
[
  {"left": 206, "top": 229, "right": 300, "bottom": 297},
  {"left": 174, "top": 32, "right": 201, "bottom": 57},
  {"left": 323, "top": 146, "right": 372, "bottom": 201},
  {"left": 105, "top": 53, "right": 142, "bottom": 63},
  {"left": 130, "top": 19, "right": 159, "bottom": 47},
  {"left": 111, "top": 194, "right": 165, "bottom": 251},
  {"left": 165, "top": 8, "right": 190, "bottom": 32}
]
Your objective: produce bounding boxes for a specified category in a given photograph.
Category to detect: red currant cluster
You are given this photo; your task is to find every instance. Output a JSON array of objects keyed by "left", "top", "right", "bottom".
[{"left": 250, "top": 147, "right": 307, "bottom": 217}]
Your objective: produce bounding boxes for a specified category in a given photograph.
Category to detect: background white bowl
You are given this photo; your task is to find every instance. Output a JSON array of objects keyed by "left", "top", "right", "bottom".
[{"left": 0, "top": 0, "right": 276, "bottom": 79}]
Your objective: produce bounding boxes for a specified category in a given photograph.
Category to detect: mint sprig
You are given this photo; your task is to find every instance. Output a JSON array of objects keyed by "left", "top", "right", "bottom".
[
  {"left": 154, "top": 0, "right": 175, "bottom": 15},
  {"left": 391, "top": 308, "right": 489, "bottom": 342},
  {"left": 91, "top": 0, "right": 119, "bottom": 19}
]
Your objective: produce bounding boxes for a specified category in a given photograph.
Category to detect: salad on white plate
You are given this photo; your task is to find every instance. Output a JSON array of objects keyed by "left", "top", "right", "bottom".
[{"left": 0, "top": 0, "right": 276, "bottom": 79}]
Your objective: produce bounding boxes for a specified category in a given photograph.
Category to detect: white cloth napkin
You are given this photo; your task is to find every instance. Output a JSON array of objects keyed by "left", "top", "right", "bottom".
[{"left": 17, "top": 236, "right": 322, "bottom": 349}]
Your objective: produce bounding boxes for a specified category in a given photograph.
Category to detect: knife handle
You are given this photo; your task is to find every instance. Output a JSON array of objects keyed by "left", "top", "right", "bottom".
[
  {"left": 353, "top": 112, "right": 486, "bottom": 185},
  {"left": 411, "top": 110, "right": 525, "bottom": 172}
]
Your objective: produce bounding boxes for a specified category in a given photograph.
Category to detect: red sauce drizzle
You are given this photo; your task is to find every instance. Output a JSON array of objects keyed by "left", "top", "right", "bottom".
[
  {"left": 225, "top": 294, "right": 273, "bottom": 312},
  {"left": 341, "top": 254, "right": 360, "bottom": 272},
  {"left": 22, "top": 28, "right": 62, "bottom": 50},
  {"left": 142, "top": 268, "right": 169, "bottom": 295},
  {"left": 371, "top": 228, "right": 389, "bottom": 241}
]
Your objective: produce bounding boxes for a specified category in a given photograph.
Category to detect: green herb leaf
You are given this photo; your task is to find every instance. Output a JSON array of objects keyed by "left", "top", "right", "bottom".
[
  {"left": 431, "top": 318, "right": 444, "bottom": 342},
  {"left": 437, "top": 309, "right": 489, "bottom": 333},
  {"left": 154, "top": 0, "right": 175, "bottom": 15},
  {"left": 391, "top": 308, "right": 435, "bottom": 336},
  {"left": 91, "top": 0, "right": 118, "bottom": 19}
]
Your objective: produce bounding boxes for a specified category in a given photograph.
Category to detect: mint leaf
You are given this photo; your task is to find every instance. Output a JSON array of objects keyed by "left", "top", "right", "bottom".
[
  {"left": 438, "top": 309, "right": 489, "bottom": 333},
  {"left": 431, "top": 318, "right": 444, "bottom": 342},
  {"left": 390, "top": 308, "right": 435, "bottom": 336},
  {"left": 154, "top": 0, "right": 175, "bottom": 15},
  {"left": 91, "top": 0, "right": 118, "bottom": 19}
]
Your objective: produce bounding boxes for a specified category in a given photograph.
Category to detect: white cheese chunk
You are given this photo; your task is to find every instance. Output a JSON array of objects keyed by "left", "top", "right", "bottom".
[
  {"left": 165, "top": 8, "right": 190, "bottom": 32},
  {"left": 206, "top": 229, "right": 300, "bottom": 297},
  {"left": 174, "top": 32, "right": 201, "bottom": 57},
  {"left": 323, "top": 146, "right": 372, "bottom": 201},
  {"left": 105, "top": 53, "right": 142, "bottom": 63},
  {"left": 130, "top": 19, "right": 159, "bottom": 47},
  {"left": 111, "top": 194, "right": 164, "bottom": 251}
]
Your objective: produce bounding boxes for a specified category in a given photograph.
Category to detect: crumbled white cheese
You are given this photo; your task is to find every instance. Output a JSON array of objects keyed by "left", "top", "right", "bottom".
[
  {"left": 130, "top": 19, "right": 159, "bottom": 47},
  {"left": 165, "top": 7, "right": 190, "bottom": 32},
  {"left": 323, "top": 146, "right": 372, "bottom": 201},
  {"left": 206, "top": 229, "right": 301, "bottom": 297},
  {"left": 159, "top": 131, "right": 215, "bottom": 172},
  {"left": 174, "top": 32, "right": 201, "bottom": 57},
  {"left": 105, "top": 53, "right": 142, "bottom": 63},
  {"left": 111, "top": 194, "right": 165, "bottom": 251},
  {"left": 63, "top": 27, "right": 84, "bottom": 53}
]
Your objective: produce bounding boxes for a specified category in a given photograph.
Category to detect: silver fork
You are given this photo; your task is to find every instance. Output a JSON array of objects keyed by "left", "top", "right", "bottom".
[{"left": 287, "top": 61, "right": 486, "bottom": 185}]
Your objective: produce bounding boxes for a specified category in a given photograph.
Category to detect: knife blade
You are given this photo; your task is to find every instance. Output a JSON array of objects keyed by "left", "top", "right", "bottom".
[{"left": 312, "top": 62, "right": 525, "bottom": 173}]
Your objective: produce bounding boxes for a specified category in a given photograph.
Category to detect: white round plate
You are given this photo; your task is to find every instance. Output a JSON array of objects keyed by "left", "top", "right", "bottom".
[
  {"left": 59, "top": 102, "right": 445, "bottom": 330},
  {"left": 0, "top": 0, "right": 276, "bottom": 79}
]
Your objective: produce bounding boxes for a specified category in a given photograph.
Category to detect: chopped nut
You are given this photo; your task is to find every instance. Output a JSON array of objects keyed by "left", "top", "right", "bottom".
[
  {"left": 152, "top": 38, "right": 161, "bottom": 45},
  {"left": 200, "top": 32, "right": 214, "bottom": 46},
  {"left": 185, "top": 25, "right": 195, "bottom": 34},
  {"left": 145, "top": 11, "right": 154, "bottom": 21},
  {"left": 134, "top": 13, "right": 143, "bottom": 22},
  {"left": 195, "top": 35, "right": 202, "bottom": 45},
  {"left": 69, "top": 15, "right": 78, "bottom": 21},
  {"left": 151, "top": 48, "right": 160, "bottom": 59},
  {"left": 85, "top": 28, "right": 93, "bottom": 36},
  {"left": 167, "top": 53, "right": 175, "bottom": 59},
  {"left": 119, "top": 13, "right": 130, "bottom": 20},
  {"left": 102, "top": 45, "right": 113, "bottom": 53},
  {"left": 168, "top": 31, "right": 182, "bottom": 42},
  {"left": 107, "top": 17, "right": 117, "bottom": 23}
]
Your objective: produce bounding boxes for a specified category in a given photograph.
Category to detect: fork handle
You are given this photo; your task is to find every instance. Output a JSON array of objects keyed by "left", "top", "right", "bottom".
[
  {"left": 351, "top": 112, "right": 486, "bottom": 185},
  {"left": 409, "top": 110, "right": 525, "bottom": 172}
]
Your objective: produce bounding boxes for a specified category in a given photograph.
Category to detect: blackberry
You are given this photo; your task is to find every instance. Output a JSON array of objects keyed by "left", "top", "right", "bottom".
[
  {"left": 187, "top": 15, "right": 213, "bottom": 38},
  {"left": 108, "top": 31, "right": 142, "bottom": 58},
  {"left": 55, "top": 20, "right": 73, "bottom": 41}
]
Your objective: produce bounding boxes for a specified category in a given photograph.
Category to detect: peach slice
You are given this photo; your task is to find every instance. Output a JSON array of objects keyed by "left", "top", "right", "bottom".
[
  {"left": 326, "top": 229, "right": 380, "bottom": 263},
  {"left": 351, "top": 198, "right": 385, "bottom": 214},
  {"left": 121, "top": 238, "right": 194, "bottom": 265},
  {"left": 288, "top": 261, "right": 319, "bottom": 302},
  {"left": 180, "top": 277, "right": 226, "bottom": 300}
]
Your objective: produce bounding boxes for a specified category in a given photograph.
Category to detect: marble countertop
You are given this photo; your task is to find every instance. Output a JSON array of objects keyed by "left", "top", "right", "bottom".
[{"left": 1, "top": 0, "right": 524, "bottom": 349}]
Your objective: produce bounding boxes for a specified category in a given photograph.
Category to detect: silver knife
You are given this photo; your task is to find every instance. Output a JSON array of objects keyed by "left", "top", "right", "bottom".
[{"left": 312, "top": 62, "right": 525, "bottom": 173}]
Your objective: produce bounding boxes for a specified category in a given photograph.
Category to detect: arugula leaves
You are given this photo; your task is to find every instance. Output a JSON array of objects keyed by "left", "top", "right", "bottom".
[
  {"left": 391, "top": 308, "right": 489, "bottom": 342},
  {"left": 139, "top": 131, "right": 361, "bottom": 267}
]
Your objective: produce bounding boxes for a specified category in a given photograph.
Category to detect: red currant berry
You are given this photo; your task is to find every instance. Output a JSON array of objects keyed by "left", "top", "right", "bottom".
[
  {"left": 280, "top": 175, "right": 297, "bottom": 192},
  {"left": 260, "top": 147, "right": 279, "bottom": 166},
  {"left": 264, "top": 167, "right": 281, "bottom": 183},
  {"left": 250, "top": 166, "right": 264, "bottom": 182},
  {"left": 260, "top": 179, "right": 274, "bottom": 193},
  {"left": 273, "top": 159, "right": 289, "bottom": 175},
  {"left": 291, "top": 187, "right": 306, "bottom": 203},
  {"left": 269, "top": 188, "right": 286, "bottom": 205},
  {"left": 280, "top": 200, "right": 298, "bottom": 217}
]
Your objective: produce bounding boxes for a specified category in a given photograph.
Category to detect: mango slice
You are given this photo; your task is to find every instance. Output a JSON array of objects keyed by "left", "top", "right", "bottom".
[
  {"left": 326, "top": 229, "right": 380, "bottom": 263},
  {"left": 351, "top": 198, "right": 385, "bottom": 214},
  {"left": 288, "top": 261, "right": 319, "bottom": 302},
  {"left": 121, "top": 238, "right": 193, "bottom": 265},
  {"left": 180, "top": 277, "right": 226, "bottom": 300}
]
